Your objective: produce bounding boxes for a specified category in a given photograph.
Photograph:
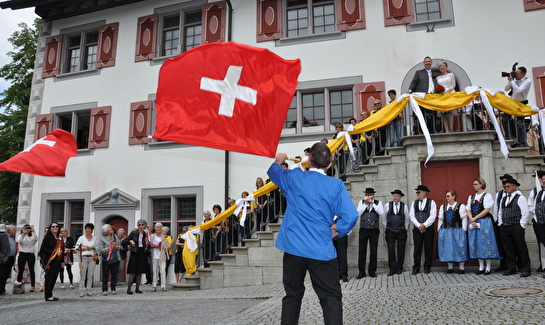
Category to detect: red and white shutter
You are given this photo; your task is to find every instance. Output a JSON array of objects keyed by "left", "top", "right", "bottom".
[
  {"left": 135, "top": 14, "right": 158, "bottom": 62},
  {"left": 129, "top": 100, "right": 152, "bottom": 145},
  {"left": 97, "top": 22, "right": 119, "bottom": 69},
  {"left": 524, "top": 0, "right": 545, "bottom": 11},
  {"left": 532, "top": 67, "right": 545, "bottom": 109},
  {"left": 355, "top": 82, "right": 386, "bottom": 114},
  {"left": 202, "top": 1, "right": 226, "bottom": 43},
  {"left": 256, "top": 0, "right": 282, "bottom": 42},
  {"left": 42, "top": 35, "right": 63, "bottom": 78},
  {"left": 88, "top": 106, "right": 111, "bottom": 149},
  {"left": 337, "top": 0, "right": 366, "bottom": 31},
  {"left": 34, "top": 113, "right": 54, "bottom": 141},
  {"left": 383, "top": 0, "right": 413, "bottom": 27}
]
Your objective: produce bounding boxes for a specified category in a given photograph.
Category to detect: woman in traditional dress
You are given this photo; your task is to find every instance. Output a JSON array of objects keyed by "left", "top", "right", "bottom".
[
  {"left": 467, "top": 178, "right": 501, "bottom": 275},
  {"left": 436, "top": 61, "right": 457, "bottom": 133},
  {"left": 126, "top": 219, "right": 150, "bottom": 294},
  {"left": 38, "top": 222, "right": 64, "bottom": 301},
  {"left": 16, "top": 224, "right": 38, "bottom": 292},
  {"left": 58, "top": 227, "right": 75, "bottom": 289},
  {"left": 437, "top": 190, "right": 469, "bottom": 273},
  {"left": 76, "top": 223, "right": 97, "bottom": 297}
]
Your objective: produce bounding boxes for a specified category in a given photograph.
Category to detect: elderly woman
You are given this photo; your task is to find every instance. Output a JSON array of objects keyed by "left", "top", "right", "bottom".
[
  {"left": 150, "top": 223, "right": 171, "bottom": 292},
  {"left": 58, "top": 227, "right": 75, "bottom": 289},
  {"left": 38, "top": 222, "right": 64, "bottom": 301},
  {"left": 76, "top": 223, "right": 97, "bottom": 297},
  {"left": 97, "top": 224, "right": 122, "bottom": 295},
  {"left": 126, "top": 219, "right": 150, "bottom": 294},
  {"left": 116, "top": 228, "right": 127, "bottom": 284},
  {"left": 16, "top": 224, "right": 38, "bottom": 292}
]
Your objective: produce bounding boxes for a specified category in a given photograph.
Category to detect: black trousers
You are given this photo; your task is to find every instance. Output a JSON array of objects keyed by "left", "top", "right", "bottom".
[
  {"left": 533, "top": 222, "right": 545, "bottom": 269},
  {"left": 412, "top": 226, "right": 434, "bottom": 271},
  {"left": 0, "top": 256, "right": 15, "bottom": 294},
  {"left": 358, "top": 228, "right": 379, "bottom": 275},
  {"left": 386, "top": 229, "right": 407, "bottom": 272},
  {"left": 59, "top": 264, "right": 74, "bottom": 284},
  {"left": 500, "top": 224, "right": 531, "bottom": 273},
  {"left": 493, "top": 221, "right": 508, "bottom": 269},
  {"left": 101, "top": 260, "right": 119, "bottom": 292},
  {"left": 281, "top": 253, "right": 342, "bottom": 325},
  {"left": 17, "top": 252, "right": 36, "bottom": 286},
  {"left": 333, "top": 235, "right": 348, "bottom": 277},
  {"left": 44, "top": 260, "right": 62, "bottom": 300}
]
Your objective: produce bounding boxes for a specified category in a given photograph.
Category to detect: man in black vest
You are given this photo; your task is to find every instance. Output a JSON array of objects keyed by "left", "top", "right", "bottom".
[
  {"left": 528, "top": 170, "right": 545, "bottom": 275},
  {"left": 494, "top": 174, "right": 513, "bottom": 272},
  {"left": 356, "top": 188, "right": 384, "bottom": 278},
  {"left": 410, "top": 185, "right": 437, "bottom": 275},
  {"left": 383, "top": 190, "right": 410, "bottom": 276},
  {"left": 498, "top": 178, "right": 531, "bottom": 277}
]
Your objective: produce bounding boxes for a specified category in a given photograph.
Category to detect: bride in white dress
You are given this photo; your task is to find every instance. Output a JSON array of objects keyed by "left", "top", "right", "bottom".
[{"left": 436, "top": 62, "right": 457, "bottom": 133}]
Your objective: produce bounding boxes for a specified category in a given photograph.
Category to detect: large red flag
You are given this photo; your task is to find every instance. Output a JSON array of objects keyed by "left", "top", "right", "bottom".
[
  {"left": 153, "top": 41, "right": 301, "bottom": 157},
  {"left": 0, "top": 129, "right": 78, "bottom": 176}
]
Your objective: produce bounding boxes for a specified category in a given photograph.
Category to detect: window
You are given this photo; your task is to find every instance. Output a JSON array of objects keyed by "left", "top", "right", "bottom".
[
  {"left": 414, "top": 0, "right": 440, "bottom": 21},
  {"left": 178, "top": 197, "right": 197, "bottom": 234},
  {"left": 302, "top": 92, "right": 325, "bottom": 126},
  {"left": 330, "top": 90, "right": 354, "bottom": 124},
  {"left": 42, "top": 22, "right": 118, "bottom": 78},
  {"left": 41, "top": 192, "right": 91, "bottom": 240},
  {"left": 158, "top": 10, "right": 202, "bottom": 57},
  {"left": 286, "top": 0, "right": 335, "bottom": 37},
  {"left": 58, "top": 110, "right": 90, "bottom": 149},
  {"left": 284, "top": 97, "right": 297, "bottom": 129},
  {"left": 153, "top": 198, "right": 172, "bottom": 230},
  {"left": 256, "top": 0, "right": 365, "bottom": 43}
]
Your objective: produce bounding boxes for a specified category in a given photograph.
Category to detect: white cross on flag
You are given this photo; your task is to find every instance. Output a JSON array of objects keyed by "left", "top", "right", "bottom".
[
  {"left": 153, "top": 41, "right": 301, "bottom": 158},
  {"left": 0, "top": 129, "right": 78, "bottom": 176}
]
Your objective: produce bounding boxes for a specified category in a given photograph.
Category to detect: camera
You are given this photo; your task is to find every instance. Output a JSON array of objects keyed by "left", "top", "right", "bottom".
[
  {"left": 501, "top": 62, "right": 518, "bottom": 78},
  {"left": 24, "top": 226, "right": 31, "bottom": 230}
]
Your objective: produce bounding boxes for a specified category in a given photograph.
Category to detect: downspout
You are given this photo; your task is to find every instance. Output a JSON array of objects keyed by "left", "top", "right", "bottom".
[{"left": 224, "top": 0, "right": 233, "bottom": 208}]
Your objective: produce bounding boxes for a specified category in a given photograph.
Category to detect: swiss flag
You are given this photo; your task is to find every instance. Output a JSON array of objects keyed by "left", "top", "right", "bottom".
[
  {"left": 153, "top": 41, "right": 301, "bottom": 157},
  {"left": 0, "top": 129, "right": 78, "bottom": 176}
]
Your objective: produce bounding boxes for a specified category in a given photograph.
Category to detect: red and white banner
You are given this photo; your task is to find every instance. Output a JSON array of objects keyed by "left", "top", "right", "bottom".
[
  {"left": 153, "top": 41, "right": 301, "bottom": 157},
  {"left": 0, "top": 129, "right": 78, "bottom": 176}
]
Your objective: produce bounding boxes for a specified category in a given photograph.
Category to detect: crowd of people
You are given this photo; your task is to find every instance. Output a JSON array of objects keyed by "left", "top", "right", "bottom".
[{"left": 349, "top": 172, "right": 545, "bottom": 280}]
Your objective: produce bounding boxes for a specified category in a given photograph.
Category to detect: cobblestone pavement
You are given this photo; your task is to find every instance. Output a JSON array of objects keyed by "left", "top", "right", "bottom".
[{"left": 1, "top": 270, "right": 545, "bottom": 324}]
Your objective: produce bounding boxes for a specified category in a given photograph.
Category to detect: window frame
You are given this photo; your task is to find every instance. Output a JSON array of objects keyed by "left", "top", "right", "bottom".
[
  {"left": 406, "top": 0, "right": 454, "bottom": 32},
  {"left": 40, "top": 192, "right": 92, "bottom": 240},
  {"left": 58, "top": 20, "right": 105, "bottom": 77}
]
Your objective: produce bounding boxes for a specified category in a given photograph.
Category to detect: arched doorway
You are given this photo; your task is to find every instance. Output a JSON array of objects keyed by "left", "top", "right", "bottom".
[{"left": 105, "top": 215, "right": 128, "bottom": 282}]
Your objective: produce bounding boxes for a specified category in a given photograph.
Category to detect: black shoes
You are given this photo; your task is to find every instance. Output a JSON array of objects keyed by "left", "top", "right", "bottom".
[
  {"left": 45, "top": 297, "right": 59, "bottom": 301},
  {"left": 476, "top": 269, "right": 485, "bottom": 275},
  {"left": 356, "top": 273, "right": 366, "bottom": 279},
  {"left": 412, "top": 269, "right": 420, "bottom": 275},
  {"left": 341, "top": 275, "right": 348, "bottom": 282},
  {"left": 388, "top": 270, "right": 396, "bottom": 276},
  {"left": 520, "top": 272, "right": 531, "bottom": 278},
  {"left": 503, "top": 270, "right": 517, "bottom": 276},
  {"left": 369, "top": 273, "right": 377, "bottom": 278},
  {"left": 127, "top": 290, "right": 133, "bottom": 295},
  {"left": 495, "top": 266, "right": 507, "bottom": 272},
  {"left": 446, "top": 269, "right": 454, "bottom": 274},
  {"left": 458, "top": 269, "right": 465, "bottom": 274},
  {"left": 424, "top": 268, "right": 431, "bottom": 274},
  {"left": 484, "top": 270, "right": 491, "bottom": 275}
]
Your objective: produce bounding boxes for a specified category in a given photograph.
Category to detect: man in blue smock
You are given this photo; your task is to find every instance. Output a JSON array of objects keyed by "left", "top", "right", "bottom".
[{"left": 268, "top": 142, "right": 358, "bottom": 325}]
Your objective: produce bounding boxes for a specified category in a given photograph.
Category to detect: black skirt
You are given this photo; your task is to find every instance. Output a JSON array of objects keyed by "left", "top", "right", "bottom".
[{"left": 126, "top": 247, "right": 149, "bottom": 274}]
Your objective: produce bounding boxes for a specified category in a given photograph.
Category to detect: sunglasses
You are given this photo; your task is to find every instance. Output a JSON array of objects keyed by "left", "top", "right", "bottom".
[
  {"left": 416, "top": 191, "right": 421, "bottom": 194},
  {"left": 51, "top": 225, "right": 59, "bottom": 228}
]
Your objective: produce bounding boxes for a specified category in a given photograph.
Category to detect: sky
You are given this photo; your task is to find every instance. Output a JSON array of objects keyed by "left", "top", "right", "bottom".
[{"left": 0, "top": 6, "right": 38, "bottom": 97}]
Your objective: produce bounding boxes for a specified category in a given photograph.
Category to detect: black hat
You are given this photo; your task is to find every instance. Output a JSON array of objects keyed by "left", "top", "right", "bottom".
[
  {"left": 415, "top": 185, "right": 430, "bottom": 192},
  {"left": 502, "top": 178, "right": 521, "bottom": 187},
  {"left": 364, "top": 187, "right": 376, "bottom": 194},
  {"left": 391, "top": 189, "right": 405, "bottom": 196},
  {"left": 535, "top": 171, "right": 545, "bottom": 178},
  {"left": 499, "top": 174, "right": 513, "bottom": 181}
]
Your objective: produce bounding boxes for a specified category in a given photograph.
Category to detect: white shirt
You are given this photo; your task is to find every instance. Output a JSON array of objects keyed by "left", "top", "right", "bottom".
[
  {"left": 466, "top": 192, "right": 494, "bottom": 220},
  {"left": 356, "top": 198, "right": 384, "bottom": 217},
  {"left": 528, "top": 187, "right": 545, "bottom": 221},
  {"left": 437, "top": 202, "right": 468, "bottom": 231},
  {"left": 505, "top": 76, "right": 531, "bottom": 102},
  {"left": 382, "top": 201, "right": 410, "bottom": 230},
  {"left": 76, "top": 235, "right": 97, "bottom": 256},
  {"left": 409, "top": 198, "right": 437, "bottom": 228},
  {"left": 497, "top": 192, "right": 530, "bottom": 228},
  {"left": 16, "top": 232, "right": 38, "bottom": 253}
]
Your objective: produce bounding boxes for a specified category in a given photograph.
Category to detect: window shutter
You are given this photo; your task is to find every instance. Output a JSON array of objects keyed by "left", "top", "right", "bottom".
[
  {"left": 97, "top": 22, "right": 119, "bottom": 69},
  {"left": 383, "top": 0, "right": 413, "bottom": 27},
  {"left": 256, "top": 0, "right": 282, "bottom": 42},
  {"left": 129, "top": 100, "right": 152, "bottom": 145},
  {"left": 524, "top": 0, "right": 545, "bottom": 11},
  {"left": 135, "top": 14, "right": 158, "bottom": 62},
  {"left": 34, "top": 113, "right": 54, "bottom": 142},
  {"left": 354, "top": 82, "right": 386, "bottom": 114},
  {"left": 202, "top": 1, "right": 226, "bottom": 43},
  {"left": 532, "top": 66, "right": 545, "bottom": 109},
  {"left": 337, "top": 0, "right": 366, "bottom": 31},
  {"left": 88, "top": 106, "right": 111, "bottom": 149},
  {"left": 42, "top": 35, "right": 63, "bottom": 79}
]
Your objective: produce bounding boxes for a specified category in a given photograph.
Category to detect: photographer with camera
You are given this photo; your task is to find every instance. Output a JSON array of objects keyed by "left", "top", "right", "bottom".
[{"left": 504, "top": 65, "right": 532, "bottom": 147}]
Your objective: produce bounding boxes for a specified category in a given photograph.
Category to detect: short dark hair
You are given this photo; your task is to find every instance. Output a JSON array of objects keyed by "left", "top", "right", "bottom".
[
  {"left": 423, "top": 56, "right": 432, "bottom": 62},
  {"left": 349, "top": 117, "right": 356, "bottom": 123},
  {"left": 518, "top": 66, "right": 527, "bottom": 74},
  {"left": 388, "top": 89, "right": 396, "bottom": 96},
  {"left": 309, "top": 142, "right": 331, "bottom": 169},
  {"left": 213, "top": 204, "right": 222, "bottom": 213},
  {"left": 84, "top": 223, "right": 94, "bottom": 231}
]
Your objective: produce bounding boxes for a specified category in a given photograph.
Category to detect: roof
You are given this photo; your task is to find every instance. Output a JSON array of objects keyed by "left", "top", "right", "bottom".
[{"left": 0, "top": 0, "right": 144, "bottom": 20}]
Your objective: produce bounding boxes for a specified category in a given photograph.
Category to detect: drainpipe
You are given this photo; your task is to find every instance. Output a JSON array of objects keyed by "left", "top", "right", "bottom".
[{"left": 224, "top": 0, "right": 233, "bottom": 208}]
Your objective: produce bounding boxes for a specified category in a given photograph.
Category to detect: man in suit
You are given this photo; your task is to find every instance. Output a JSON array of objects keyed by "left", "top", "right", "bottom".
[
  {"left": 0, "top": 224, "right": 17, "bottom": 295},
  {"left": 409, "top": 185, "right": 437, "bottom": 275},
  {"left": 407, "top": 56, "right": 438, "bottom": 134}
]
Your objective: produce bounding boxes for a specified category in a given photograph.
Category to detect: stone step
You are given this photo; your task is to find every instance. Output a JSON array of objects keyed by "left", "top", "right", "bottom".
[
  {"left": 268, "top": 223, "right": 281, "bottom": 232},
  {"left": 524, "top": 155, "right": 545, "bottom": 165},
  {"left": 374, "top": 155, "right": 392, "bottom": 165},
  {"left": 171, "top": 282, "right": 200, "bottom": 290},
  {"left": 255, "top": 231, "right": 273, "bottom": 240},
  {"left": 242, "top": 238, "right": 260, "bottom": 247},
  {"left": 183, "top": 274, "right": 202, "bottom": 285}
]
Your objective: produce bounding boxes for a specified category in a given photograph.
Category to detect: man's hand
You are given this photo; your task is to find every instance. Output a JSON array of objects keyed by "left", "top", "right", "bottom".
[
  {"left": 418, "top": 223, "right": 426, "bottom": 233},
  {"left": 331, "top": 224, "right": 338, "bottom": 239},
  {"left": 275, "top": 153, "right": 287, "bottom": 165},
  {"left": 507, "top": 75, "right": 513, "bottom": 82}
]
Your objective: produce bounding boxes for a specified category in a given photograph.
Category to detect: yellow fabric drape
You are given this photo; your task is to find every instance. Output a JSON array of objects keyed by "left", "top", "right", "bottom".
[{"left": 182, "top": 232, "right": 198, "bottom": 276}]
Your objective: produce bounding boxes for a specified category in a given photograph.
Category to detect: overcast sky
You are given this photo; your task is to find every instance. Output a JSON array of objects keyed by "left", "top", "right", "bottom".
[{"left": 0, "top": 6, "right": 38, "bottom": 96}]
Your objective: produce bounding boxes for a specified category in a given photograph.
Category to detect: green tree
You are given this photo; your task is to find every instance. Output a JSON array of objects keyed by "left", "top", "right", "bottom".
[{"left": 0, "top": 18, "right": 40, "bottom": 222}]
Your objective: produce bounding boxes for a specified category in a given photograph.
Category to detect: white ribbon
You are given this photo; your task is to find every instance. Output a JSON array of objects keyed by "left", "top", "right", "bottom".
[
  {"left": 476, "top": 89, "right": 509, "bottom": 159},
  {"left": 181, "top": 228, "right": 201, "bottom": 253},
  {"left": 399, "top": 92, "right": 434, "bottom": 165},
  {"left": 338, "top": 124, "right": 356, "bottom": 160},
  {"left": 536, "top": 108, "right": 545, "bottom": 149},
  {"left": 234, "top": 194, "right": 255, "bottom": 226}
]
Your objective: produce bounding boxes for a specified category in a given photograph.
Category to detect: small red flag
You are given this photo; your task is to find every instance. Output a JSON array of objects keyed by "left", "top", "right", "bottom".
[
  {"left": 0, "top": 129, "right": 78, "bottom": 176},
  {"left": 153, "top": 41, "right": 301, "bottom": 158}
]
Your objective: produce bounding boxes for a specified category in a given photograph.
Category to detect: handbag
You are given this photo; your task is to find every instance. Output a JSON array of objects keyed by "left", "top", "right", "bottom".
[{"left": 93, "top": 253, "right": 99, "bottom": 261}]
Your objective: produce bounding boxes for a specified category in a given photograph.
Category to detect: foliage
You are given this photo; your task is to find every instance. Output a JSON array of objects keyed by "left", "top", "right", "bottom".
[{"left": 0, "top": 18, "right": 40, "bottom": 222}]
